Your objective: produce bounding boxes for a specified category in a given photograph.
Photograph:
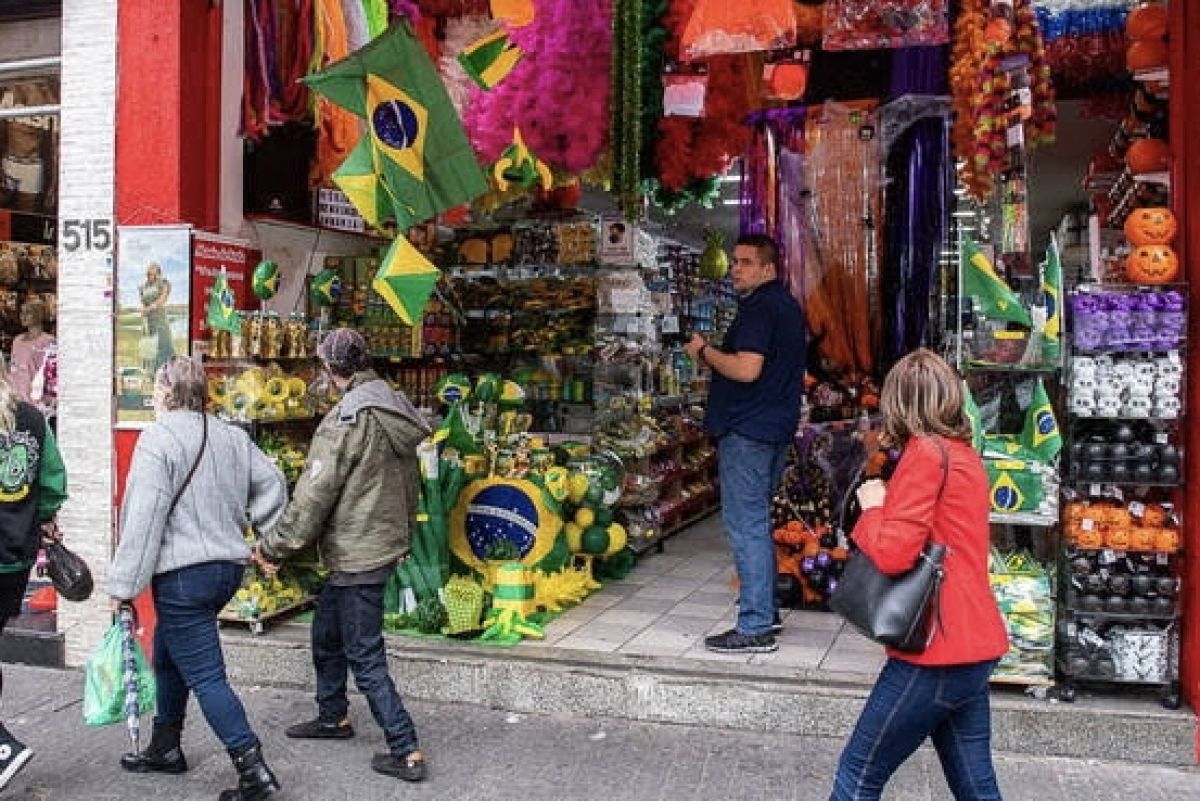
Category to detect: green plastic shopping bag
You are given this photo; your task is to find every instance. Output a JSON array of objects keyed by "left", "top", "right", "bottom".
[{"left": 82, "top": 621, "right": 155, "bottom": 727}]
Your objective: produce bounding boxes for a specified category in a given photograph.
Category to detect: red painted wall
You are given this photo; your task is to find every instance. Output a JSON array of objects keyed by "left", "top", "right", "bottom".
[
  {"left": 1172, "top": 0, "right": 1200, "bottom": 744},
  {"left": 114, "top": 0, "right": 223, "bottom": 653}
]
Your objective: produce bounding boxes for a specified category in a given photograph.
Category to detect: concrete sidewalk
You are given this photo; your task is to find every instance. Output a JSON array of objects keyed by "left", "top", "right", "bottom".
[{"left": 2, "top": 663, "right": 1198, "bottom": 801}]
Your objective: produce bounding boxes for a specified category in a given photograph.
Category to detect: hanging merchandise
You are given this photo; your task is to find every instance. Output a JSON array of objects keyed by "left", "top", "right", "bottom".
[
  {"left": 491, "top": 128, "right": 553, "bottom": 191},
  {"left": 1035, "top": 1, "right": 1130, "bottom": 95},
  {"left": 742, "top": 107, "right": 807, "bottom": 303},
  {"left": 822, "top": 0, "right": 950, "bottom": 51},
  {"left": 207, "top": 268, "right": 242, "bottom": 335},
  {"left": 243, "top": 0, "right": 316, "bottom": 140},
  {"left": 989, "top": 549, "right": 1055, "bottom": 682},
  {"left": 878, "top": 95, "right": 952, "bottom": 373},
  {"left": 465, "top": 0, "right": 614, "bottom": 175},
  {"left": 457, "top": 27, "right": 524, "bottom": 90},
  {"left": 306, "top": 20, "right": 489, "bottom": 232},
  {"left": 611, "top": 0, "right": 646, "bottom": 214},
  {"left": 800, "top": 102, "right": 880, "bottom": 376},
  {"left": 960, "top": 236, "right": 1032, "bottom": 326},
  {"left": 679, "top": 0, "right": 797, "bottom": 60},
  {"left": 439, "top": 15, "right": 501, "bottom": 115}
]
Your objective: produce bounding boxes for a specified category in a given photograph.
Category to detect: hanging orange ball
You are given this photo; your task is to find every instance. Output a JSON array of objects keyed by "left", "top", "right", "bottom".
[
  {"left": 1125, "top": 3, "right": 1169, "bottom": 42},
  {"left": 1124, "top": 207, "right": 1177, "bottom": 246},
  {"left": 1126, "top": 38, "right": 1168, "bottom": 72},
  {"left": 765, "top": 63, "right": 808, "bottom": 101},
  {"left": 1126, "top": 244, "right": 1180, "bottom": 284},
  {"left": 1125, "top": 137, "right": 1171, "bottom": 174}
]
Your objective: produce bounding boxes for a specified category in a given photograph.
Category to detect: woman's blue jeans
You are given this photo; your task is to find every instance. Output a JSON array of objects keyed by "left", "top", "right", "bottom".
[
  {"left": 831, "top": 658, "right": 1003, "bottom": 801},
  {"left": 151, "top": 561, "right": 257, "bottom": 753},
  {"left": 718, "top": 432, "right": 790, "bottom": 635}
]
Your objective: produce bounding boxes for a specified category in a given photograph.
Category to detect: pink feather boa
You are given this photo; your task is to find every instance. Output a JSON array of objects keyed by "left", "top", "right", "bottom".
[{"left": 465, "top": 0, "right": 613, "bottom": 174}]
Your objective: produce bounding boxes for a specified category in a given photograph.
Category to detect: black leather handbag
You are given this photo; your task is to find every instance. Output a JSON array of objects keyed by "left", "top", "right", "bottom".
[
  {"left": 45, "top": 540, "right": 94, "bottom": 602},
  {"left": 829, "top": 438, "right": 949, "bottom": 653}
]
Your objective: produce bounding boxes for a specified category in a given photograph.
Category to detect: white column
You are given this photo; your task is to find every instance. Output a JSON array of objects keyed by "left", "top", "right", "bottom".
[
  {"left": 56, "top": 0, "right": 118, "bottom": 665},
  {"left": 220, "top": 0, "right": 246, "bottom": 238}
]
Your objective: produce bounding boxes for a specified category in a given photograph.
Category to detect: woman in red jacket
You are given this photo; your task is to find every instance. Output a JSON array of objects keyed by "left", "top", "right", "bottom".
[{"left": 830, "top": 349, "right": 1008, "bottom": 801}]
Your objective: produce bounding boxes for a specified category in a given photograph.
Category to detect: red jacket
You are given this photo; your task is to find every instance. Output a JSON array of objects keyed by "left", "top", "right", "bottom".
[{"left": 852, "top": 435, "right": 1009, "bottom": 667}]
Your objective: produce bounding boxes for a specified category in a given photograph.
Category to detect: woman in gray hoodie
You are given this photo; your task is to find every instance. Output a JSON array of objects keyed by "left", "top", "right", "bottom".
[{"left": 109, "top": 357, "right": 287, "bottom": 801}]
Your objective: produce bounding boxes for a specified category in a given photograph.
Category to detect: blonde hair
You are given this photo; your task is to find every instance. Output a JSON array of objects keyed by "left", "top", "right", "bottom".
[
  {"left": 879, "top": 348, "right": 971, "bottom": 448},
  {"left": 155, "top": 357, "right": 208, "bottom": 413},
  {"left": 0, "top": 356, "right": 15, "bottom": 435}
]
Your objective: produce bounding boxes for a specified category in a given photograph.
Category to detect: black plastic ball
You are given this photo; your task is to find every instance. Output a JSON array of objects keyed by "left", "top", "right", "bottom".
[
  {"left": 1104, "top": 596, "right": 1128, "bottom": 614},
  {"left": 1134, "top": 462, "right": 1156, "bottom": 483},
  {"left": 1157, "top": 464, "right": 1180, "bottom": 484},
  {"left": 1157, "top": 444, "right": 1180, "bottom": 465},
  {"left": 1131, "top": 575, "right": 1155, "bottom": 596},
  {"left": 1114, "top": 424, "right": 1136, "bottom": 443},
  {"left": 1108, "top": 462, "right": 1131, "bottom": 483}
]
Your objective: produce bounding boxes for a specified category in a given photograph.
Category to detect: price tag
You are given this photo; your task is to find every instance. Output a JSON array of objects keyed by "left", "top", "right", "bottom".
[
  {"left": 1100, "top": 549, "right": 1117, "bottom": 564},
  {"left": 1081, "top": 519, "right": 1095, "bottom": 531},
  {"left": 1167, "top": 351, "right": 1181, "bottom": 365},
  {"left": 1155, "top": 432, "right": 1169, "bottom": 444},
  {"left": 1089, "top": 483, "right": 1101, "bottom": 496},
  {"left": 1157, "top": 553, "right": 1170, "bottom": 566},
  {"left": 1129, "top": 501, "right": 1146, "bottom": 518}
]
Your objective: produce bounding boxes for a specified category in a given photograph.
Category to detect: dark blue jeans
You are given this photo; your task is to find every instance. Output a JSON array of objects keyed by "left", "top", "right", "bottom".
[
  {"left": 718, "top": 432, "right": 790, "bottom": 635},
  {"left": 311, "top": 582, "right": 419, "bottom": 756},
  {"left": 151, "top": 561, "right": 257, "bottom": 752},
  {"left": 831, "top": 658, "right": 1003, "bottom": 801}
]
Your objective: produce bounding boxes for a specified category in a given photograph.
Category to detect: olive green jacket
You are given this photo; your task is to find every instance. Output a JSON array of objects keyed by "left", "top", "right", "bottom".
[{"left": 260, "top": 371, "right": 431, "bottom": 574}]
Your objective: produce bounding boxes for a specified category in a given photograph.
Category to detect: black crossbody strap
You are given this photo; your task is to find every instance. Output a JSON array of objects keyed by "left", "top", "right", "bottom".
[
  {"left": 926, "top": 435, "right": 951, "bottom": 640},
  {"left": 166, "top": 412, "right": 207, "bottom": 521}
]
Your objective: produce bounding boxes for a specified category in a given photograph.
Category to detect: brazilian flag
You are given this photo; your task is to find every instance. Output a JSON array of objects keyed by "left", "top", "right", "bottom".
[
  {"left": 961, "top": 236, "right": 1032, "bottom": 327},
  {"left": 206, "top": 268, "right": 241, "bottom": 334},
  {"left": 304, "top": 21, "right": 488, "bottom": 232},
  {"left": 985, "top": 459, "right": 1046, "bottom": 514},
  {"left": 373, "top": 235, "right": 440, "bottom": 326},
  {"left": 1020, "top": 379, "right": 1062, "bottom": 462},
  {"left": 458, "top": 28, "right": 523, "bottom": 90},
  {"left": 1040, "top": 234, "right": 1063, "bottom": 361}
]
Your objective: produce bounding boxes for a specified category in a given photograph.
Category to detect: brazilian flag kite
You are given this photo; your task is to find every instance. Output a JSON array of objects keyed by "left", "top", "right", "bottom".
[
  {"left": 373, "top": 235, "right": 440, "bottom": 326},
  {"left": 1040, "top": 234, "right": 1063, "bottom": 362},
  {"left": 304, "top": 21, "right": 488, "bottom": 233},
  {"left": 961, "top": 236, "right": 1032, "bottom": 327},
  {"left": 207, "top": 268, "right": 241, "bottom": 334}
]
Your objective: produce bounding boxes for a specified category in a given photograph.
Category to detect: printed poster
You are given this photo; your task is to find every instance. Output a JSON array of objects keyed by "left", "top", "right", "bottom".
[
  {"left": 190, "top": 232, "right": 255, "bottom": 344},
  {"left": 115, "top": 225, "right": 191, "bottom": 426}
]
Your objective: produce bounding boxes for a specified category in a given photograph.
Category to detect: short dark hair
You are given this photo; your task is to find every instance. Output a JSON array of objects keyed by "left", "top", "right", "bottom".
[{"left": 735, "top": 233, "right": 779, "bottom": 268}]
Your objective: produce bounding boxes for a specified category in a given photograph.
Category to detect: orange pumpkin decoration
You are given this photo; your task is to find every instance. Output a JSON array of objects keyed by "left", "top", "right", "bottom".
[
  {"left": 1155, "top": 528, "right": 1180, "bottom": 553},
  {"left": 1105, "top": 528, "right": 1132, "bottom": 551},
  {"left": 1127, "top": 244, "right": 1180, "bottom": 284},
  {"left": 1126, "top": 38, "right": 1169, "bottom": 72},
  {"left": 1125, "top": 137, "right": 1170, "bottom": 173},
  {"left": 1125, "top": 3, "right": 1169, "bottom": 41},
  {"left": 1129, "top": 528, "right": 1158, "bottom": 552},
  {"left": 1124, "top": 207, "right": 1177, "bottom": 245},
  {"left": 1141, "top": 503, "right": 1169, "bottom": 527},
  {"left": 1077, "top": 528, "right": 1104, "bottom": 550},
  {"left": 764, "top": 63, "right": 808, "bottom": 101}
]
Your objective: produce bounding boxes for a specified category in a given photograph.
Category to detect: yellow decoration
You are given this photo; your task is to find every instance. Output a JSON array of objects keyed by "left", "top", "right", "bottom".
[
  {"left": 490, "top": 561, "right": 538, "bottom": 618},
  {"left": 567, "top": 472, "right": 590, "bottom": 504},
  {"left": 449, "top": 477, "right": 563, "bottom": 576},
  {"left": 265, "top": 377, "right": 288, "bottom": 401},
  {"left": 574, "top": 507, "right": 595, "bottom": 529},
  {"left": 287, "top": 376, "right": 308, "bottom": 398},
  {"left": 534, "top": 565, "right": 599, "bottom": 612},
  {"left": 563, "top": 522, "right": 583, "bottom": 553},
  {"left": 543, "top": 466, "right": 569, "bottom": 501},
  {"left": 603, "top": 523, "right": 627, "bottom": 557},
  {"left": 479, "top": 607, "right": 545, "bottom": 641}
]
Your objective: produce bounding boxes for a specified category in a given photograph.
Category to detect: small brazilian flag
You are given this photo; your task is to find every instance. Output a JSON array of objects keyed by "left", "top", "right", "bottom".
[
  {"left": 985, "top": 459, "right": 1046, "bottom": 514},
  {"left": 1020, "top": 379, "right": 1062, "bottom": 462},
  {"left": 1040, "top": 234, "right": 1063, "bottom": 361},
  {"left": 458, "top": 28, "right": 523, "bottom": 90},
  {"left": 961, "top": 236, "right": 1032, "bottom": 327},
  {"left": 206, "top": 268, "right": 241, "bottom": 334}
]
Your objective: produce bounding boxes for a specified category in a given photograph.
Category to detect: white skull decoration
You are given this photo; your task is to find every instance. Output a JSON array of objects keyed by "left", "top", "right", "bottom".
[
  {"left": 1112, "top": 362, "right": 1135, "bottom": 384},
  {"left": 1097, "top": 382, "right": 1124, "bottom": 400},
  {"left": 1155, "top": 377, "right": 1181, "bottom": 397},
  {"left": 1073, "top": 356, "right": 1097, "bottom": 377},
  {"left": 1123, "top": 396, "right": 1153, "bottom": 417},
  {"left": 1155, "top": 359, "right": 1183, "bottom": 379},
  {"left": 1095, "top": 354, "right": 1116, "bottom": 371},
  {"left": 1154, "top": 397, "right": 1182, "bottom": 418},
  {"left": 1133, "top": 361, "right": 1159, "bottom": 383},
  {"left": 1071, "top": 395, "right": 1097, "bottom": 416},
  {"left": 1071, "top": 375, "right": 1097, "bottom": 396},
  {"left": 1097, "top": 396, "right": 1123, "bottom": 416},
  {"left": 1128, "top": 373, "right": 1155, "bottom": 397}
]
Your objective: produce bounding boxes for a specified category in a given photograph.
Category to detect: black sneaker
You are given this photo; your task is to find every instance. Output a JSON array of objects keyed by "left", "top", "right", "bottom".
[
  {"left": 771, "top": 612, "right": 783, "bottom": 635},
  {"left": 0, "top": 739, "right": 33, "bottom": 792},
  {"left": 371, "top": 752, "right": 428, "bottom": 782},
  {"left": 704, "top": 628, "right": 778, "bottom": 654},
  {"left": 285, "top": 718, "right": 355, "bottom": 740}
]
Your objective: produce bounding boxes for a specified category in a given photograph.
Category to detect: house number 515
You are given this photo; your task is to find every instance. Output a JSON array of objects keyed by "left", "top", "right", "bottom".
[{"left": 61, "top": 218, "right": 113, "bottom": 252}]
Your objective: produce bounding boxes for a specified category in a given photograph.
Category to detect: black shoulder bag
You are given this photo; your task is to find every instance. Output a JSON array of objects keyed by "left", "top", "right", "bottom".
[{"left": 828, "top": 437, "right": 950, "bottom": 653}]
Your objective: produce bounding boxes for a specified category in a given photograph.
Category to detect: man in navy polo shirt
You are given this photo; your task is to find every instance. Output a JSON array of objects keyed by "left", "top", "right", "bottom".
[{"left": 685, "top": 233, "right": 805, "bottom": 654}]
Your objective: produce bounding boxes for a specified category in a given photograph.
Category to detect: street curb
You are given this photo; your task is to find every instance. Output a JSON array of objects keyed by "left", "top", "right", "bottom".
[{"left": 222, "top": 625, "right": 1197, "bottom": 766}]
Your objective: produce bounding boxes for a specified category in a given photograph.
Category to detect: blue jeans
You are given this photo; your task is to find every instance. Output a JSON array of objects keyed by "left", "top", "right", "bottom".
[
  {"left": 718, "top": 432, "right": 790, "bottom": 636},
  {"left": 831, "top": 658, "right": 1003, "bottom": 801},
  {"left": 311, "top": 582, "right": 419, "bottom": 756},
  {"left": 151, "top": 561, "right": 257, "bottom": 752}
]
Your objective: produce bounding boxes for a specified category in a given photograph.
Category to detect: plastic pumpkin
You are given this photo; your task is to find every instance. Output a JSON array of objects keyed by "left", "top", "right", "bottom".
[
  {"left": 1125, "top": 137, "right": 1170, "bottom": 174},
  {"left": 1105, "top": 528, "right": 1131, "bottom": 551},
  {"left": 1125, "top": 3, "right": 1169, "bottom": 41},
  {"left": 1126, "top": 39, "right": 1168, "bottom": 72},
  {"left": 1129, "top": 528, "right": 1157, "bottom": 552},
  {"left": 1126, "top": 244, "right": 1180, "bottom": 284},
  {"left": 1155, "top": 528, "right": 1180, "bottom": 552},
  {"left": 1123, "top": 207, "right": 1177, "bottom": 246}
]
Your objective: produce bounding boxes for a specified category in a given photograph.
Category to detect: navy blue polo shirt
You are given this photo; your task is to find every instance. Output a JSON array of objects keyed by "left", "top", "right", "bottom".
[{"left": 704, "top": 281, "right": 805, "bottom": 444}]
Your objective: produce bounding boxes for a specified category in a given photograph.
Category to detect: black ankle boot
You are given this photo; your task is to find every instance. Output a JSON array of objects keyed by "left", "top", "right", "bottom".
[
  {"left": 120, "top": 719, "right": 188, "bottom": 774},
  {"left": 218, "top": 742, "right": 279, "bottom": 801}
]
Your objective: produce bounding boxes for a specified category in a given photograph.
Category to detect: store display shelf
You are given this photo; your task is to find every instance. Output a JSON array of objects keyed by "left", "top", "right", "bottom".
[
  {"left": 990, "top": 674, "right": 1055, "bottom": 687},
  {"left": 663, "top": 503, "right": 720, "bottom": 537},
  {"left": 1063, "top": 607, "right": 1177, "bottom": 623},
  {"left": 1070, "top": 346, "right": 1187, "bottom": 356},
  {"left": 1056, "top": 663, "right": 1174, "bottom": 688},
  {"left": 1066, "top": 478, "right": 1182, "bottom": 489},
  {"left": 989, "top": 510, "right": 1058, "bottom": 527},
  {"left": 1132, "top": 67, "right": 1169, "bottom": 85},
  {"left": 963, "top": 362, "right": 1060, "bottom": 375},
  {"left": 1067, "top": 415, "right": 1182, "bottom": 424},
  {"left": 219, "top": 598, "right": 313, "bottom": 636},
  {"left": 247, "top": 214, "right": 388, "bottom": 242},
  {"left": 1067, "top": 546, "right": 1181, "bottom": 558},
  {"left": 202, "top": 357, "right": 314, "bottom": 366}
]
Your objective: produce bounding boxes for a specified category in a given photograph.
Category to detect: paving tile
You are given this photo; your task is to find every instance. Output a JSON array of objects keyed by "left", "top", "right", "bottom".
[
  {"left": 775, "top": 627, "right": 838, "bottom": 650},
  {"left": 680, "top": 644, "right": 753, "bottom": 664},
  {"left": 749, "top": 644, "right": 826, "bottom": 669},
  {"left": 666, "top": 561, "right": 724, "bottom": 580},
  {"left": 631, "top": 583, "right": 695, "bottom": 602},
  {"left": 618, "top": 628, "right": 697, "bottom": 657},
  {"left": 820, "top": 651, "right": 885, "bottom": 674},
  {"left": 653, "top": 615, "right": 718, "bottom": 636},
  {"left": 592, "top": 609, "right": 662, "bottom": 628},
  {"left": 611, "top": 595, "right": 677, "bottom": 615},
  {"left": 684, "top": 590, "right": 735, "bottom": 607},
  {"left": 669, "top": 601, "right": 729, "bottom": 620},
  {"left": 551, "top": 636, "right": 620, "bottom": 653},
  {"left": 783, "top": 609, "right": 846, "bottom": 631}
]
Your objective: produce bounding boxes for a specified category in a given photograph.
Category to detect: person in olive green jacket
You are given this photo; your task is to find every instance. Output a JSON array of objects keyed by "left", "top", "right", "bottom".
[{"left": 256, "top": 327, "right": 431, "bottom": 783}]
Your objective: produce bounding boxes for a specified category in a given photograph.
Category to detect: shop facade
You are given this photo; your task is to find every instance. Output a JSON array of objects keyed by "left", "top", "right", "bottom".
[{"left": 27, "top": 0, "right": 1200, "bottom": 754}]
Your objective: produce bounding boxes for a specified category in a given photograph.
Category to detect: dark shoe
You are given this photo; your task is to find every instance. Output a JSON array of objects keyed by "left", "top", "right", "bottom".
[
  {"left": 284, "top": 718, "right": 354, "bottom": 740},
  {"left": 219, "top": 743, "right": 279, "bottom": 801},
  {"left": 0, "top": 738, "right": 33, "bottom": 792},
  {"left": 704, "top": 628, "right": 778, "bottom": 654},
  {"left": 120, "top": 719, "right": 188, "bottom": 774},
  {"left": 771, "top": 612, "right": 783, "bottom": 635},
  {"left": 371, "top": 751, "right": 428, "bottom": 783}
]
